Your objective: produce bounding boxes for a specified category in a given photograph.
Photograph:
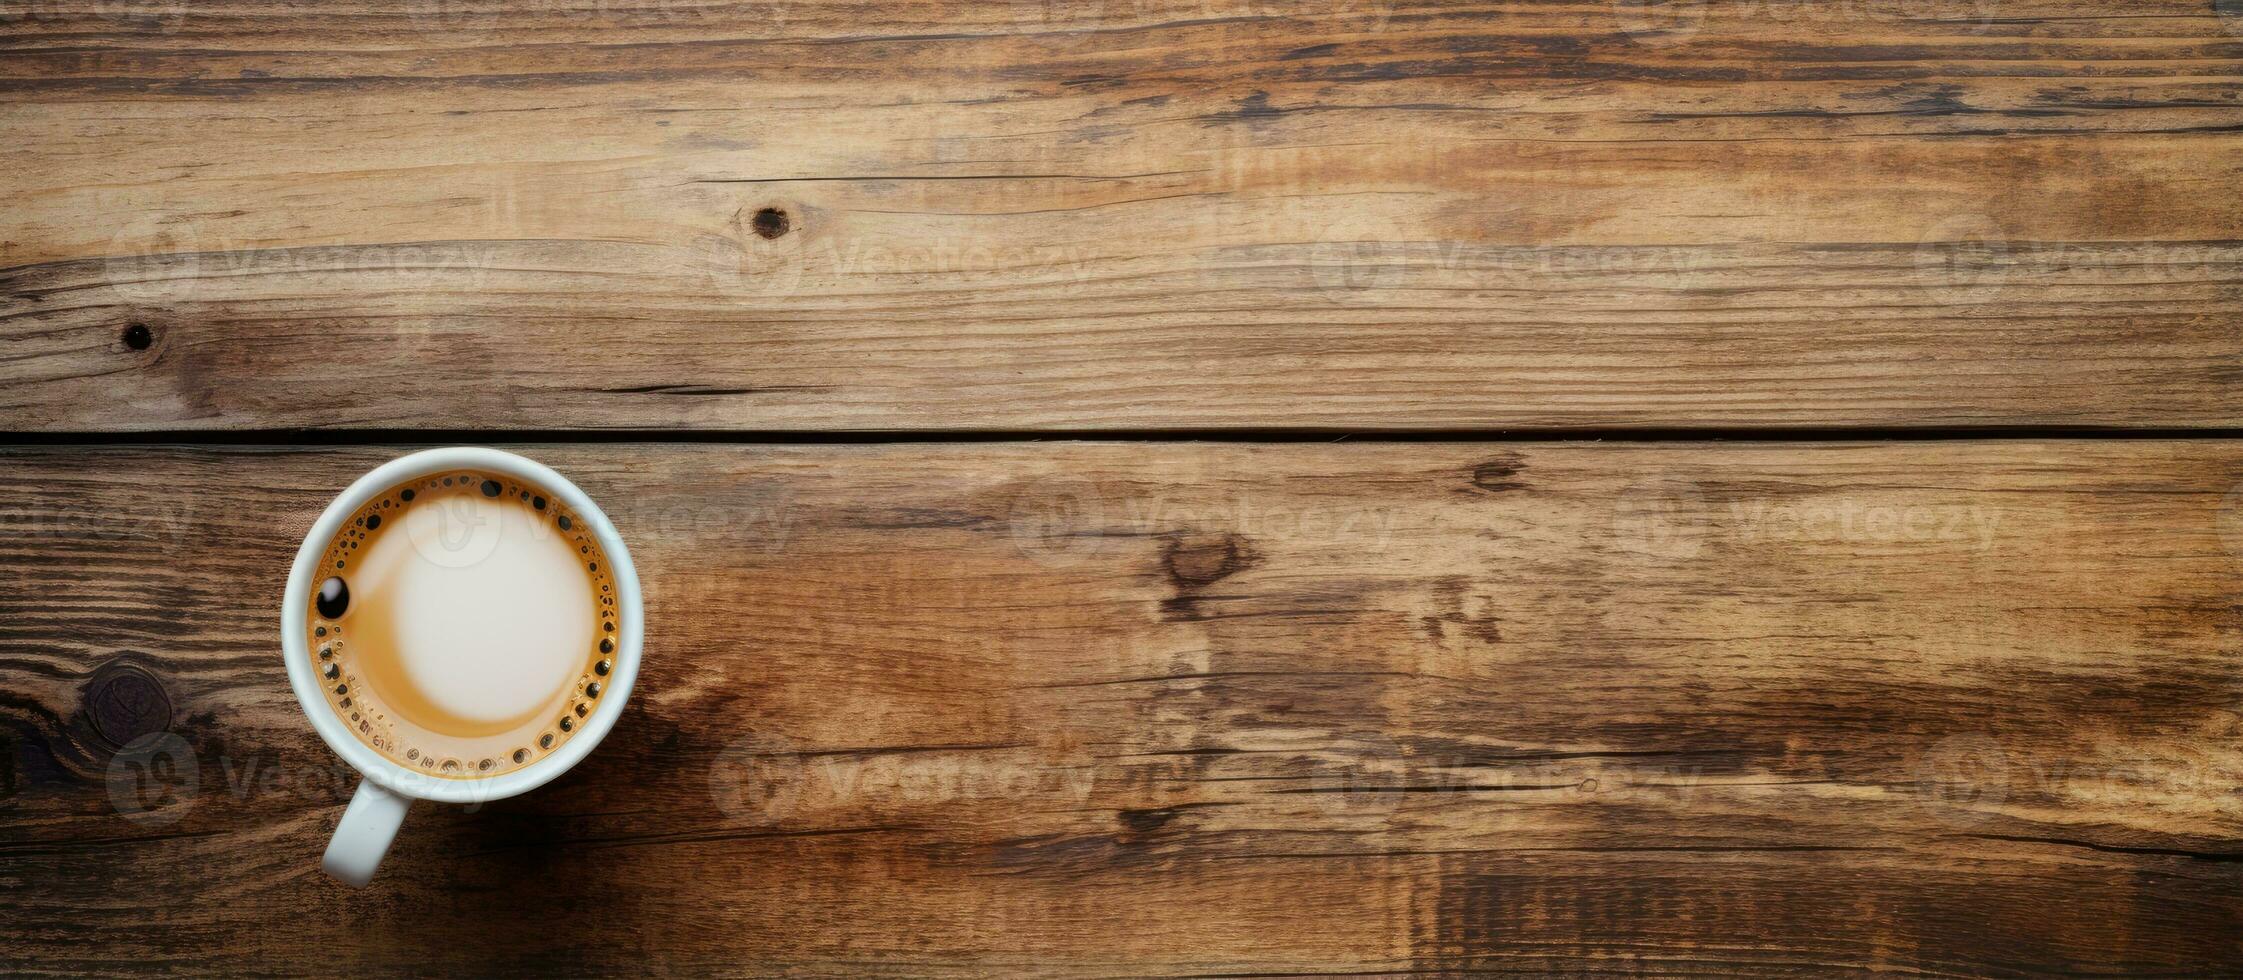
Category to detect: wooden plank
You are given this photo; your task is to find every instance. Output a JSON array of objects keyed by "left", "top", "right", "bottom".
[
  {"left": 4, "top": 1, "right": 2242, "bottom": 430},
  {"left": 1, "top": 441, "right": 2238, "bottom": 974}
]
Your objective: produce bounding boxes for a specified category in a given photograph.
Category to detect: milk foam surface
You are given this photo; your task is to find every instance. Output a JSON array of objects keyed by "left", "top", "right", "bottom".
[{"left": 358, "top": 494, "right": 593, "bottom": 727}]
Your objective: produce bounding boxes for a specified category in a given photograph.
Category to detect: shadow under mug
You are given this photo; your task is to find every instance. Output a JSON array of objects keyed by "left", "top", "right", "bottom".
[{"left": 280, "top": 447, "right": 644, "bottom": 886}]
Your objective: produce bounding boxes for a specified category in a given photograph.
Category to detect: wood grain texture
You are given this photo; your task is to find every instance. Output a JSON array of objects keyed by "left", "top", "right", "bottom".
[
  {"left": 2, "top": 442, "right": 2240, "bottom": 974},
  {"left": 4, "top": 0, "right": 2243, "bottom": 430}
]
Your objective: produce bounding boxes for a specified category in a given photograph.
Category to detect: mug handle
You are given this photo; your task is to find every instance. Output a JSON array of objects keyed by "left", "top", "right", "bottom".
[{"left": 323, "top": 779, "right": 411, "bottom": 887}]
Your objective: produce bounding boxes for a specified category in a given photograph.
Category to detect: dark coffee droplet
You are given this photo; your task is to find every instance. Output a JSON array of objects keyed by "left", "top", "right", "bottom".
[
  {"left": 558, "top": 516, "right": 572, "bottom": 531},
  {"left": 559, "top": 717, "right": 574, "bottom": 732},
  {"left": 364, "top": 514, "right": 380, "bottom": 531},
  {"left": 599, "top": 637, "right": 614, "bottom": 654},
  {"left": 400, "top": 488, "right": 415, "bottom": 502},
  {"left": 540, "top": 733, "right": 555, "bottom": 749},
  {"left": 316, "top": 577, "right": 350, "bottom": 618},
  {"left": 333, "top": 683, "right": 348, "bottom": 696},
  {"left": 587, "top": 562, "right": 597, "bottom": 572},
  {"left": 532, "top": 495, "right": 546, "bottom": 511},
  {"left": 407, "top": 748, "right": 419, "bottom": 761},
  {"left": 586, "top": 681, "right": 602, "bottom": 698},
  {"left": 513, "top": 748, "right": 530, "bottom": 763},
  {"left": 322, "top": 662, "right": 339, "bottom": 680},
  {"left": 603, "top": 621, "right": 614, "bottom": 633},
  {"left": 319, "top": 646, "right": 332, "bottom": 659},
  {"left": 481, "top": 479, "right": 502, "bottom": 498},
  {"left": 595, "top": 659, "right": 611, "bottom": 676},
  {"left": 574, "top": 702, "right": 588, "bottom": 718},
  {"left": 314, "top": 626, "right": 327, "bottom": 638},
  {"left": 478, "top": 758, "right": 494, "bottom": 772}
]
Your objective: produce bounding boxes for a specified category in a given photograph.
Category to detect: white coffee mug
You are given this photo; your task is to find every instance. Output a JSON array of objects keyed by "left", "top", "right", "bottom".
[{"left": 280, "top": 447, "right": 643, "bottom": 886}]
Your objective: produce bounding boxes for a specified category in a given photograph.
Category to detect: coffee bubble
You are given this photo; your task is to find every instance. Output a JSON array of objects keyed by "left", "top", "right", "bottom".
[{"left": 316, "top": 577, "right": 349, "bottom": 618}]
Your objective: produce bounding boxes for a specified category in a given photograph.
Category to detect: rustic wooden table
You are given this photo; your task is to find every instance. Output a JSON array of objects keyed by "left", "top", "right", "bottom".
[{"left": 5, "top": 0, "right": 2243, "bottom": 974}]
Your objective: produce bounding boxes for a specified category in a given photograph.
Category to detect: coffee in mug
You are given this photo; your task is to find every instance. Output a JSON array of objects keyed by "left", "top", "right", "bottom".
[{"left": 302, "top": 470, "right": 622, "bottom": 778}]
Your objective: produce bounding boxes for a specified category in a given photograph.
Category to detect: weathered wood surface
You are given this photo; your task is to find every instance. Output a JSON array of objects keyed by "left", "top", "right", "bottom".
[
  {"left": 5, "top": 1, "right": 2243, "bottom": 430},
  {"left": 2, "top": 443, "right": 2239, "bottom": 974}
]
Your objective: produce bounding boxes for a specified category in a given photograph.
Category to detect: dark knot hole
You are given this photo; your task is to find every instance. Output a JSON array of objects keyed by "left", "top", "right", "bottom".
[
  {"left": 122, "top": 322, "right": 154, "bottom": 351},
  {"left": 751, "top": 207, "right": 791, "bottom": 240}
]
